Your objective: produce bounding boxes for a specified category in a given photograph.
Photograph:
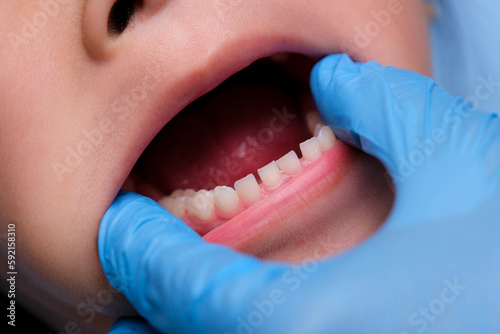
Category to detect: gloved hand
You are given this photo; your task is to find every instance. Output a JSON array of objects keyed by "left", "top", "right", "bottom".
[
  {"left": 429, "top": 0, "right": 500, "bottom": 114},
  {"left": 99, "top": 54, "right": 500, "bottom": 334}
]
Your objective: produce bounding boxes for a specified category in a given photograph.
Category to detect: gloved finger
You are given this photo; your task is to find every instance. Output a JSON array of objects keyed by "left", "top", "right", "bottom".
[
  {"left": 310, "top": 53, "right": 466, "bottom": 178},
  {"left": 99, "top": 191, "right": 292, "bottom": 334},
  {"left": 108, "top": 318, "right": 162, "bottom": 334},
  {"left": 311, "top": 54, "right": 500, "bottom": 224}
]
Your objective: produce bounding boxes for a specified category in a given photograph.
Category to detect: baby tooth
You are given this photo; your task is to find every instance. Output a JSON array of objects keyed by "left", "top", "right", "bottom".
[
  {"left": 305, "top": 111, "right": 324, "bottom": 136},
  {"left": 258, "top": 161, "right": 282, "bottom": 188},
  {"left": 214, "top": 186, "right": 239, "bottom": 214},
  {"left": 170, "top": 189, "right": 184, "bottom": 198},
  {"left": 171, "top": 196, "right": 187, "bottom": 218},
  {"left": 277, "top": 151, "right": 303, "bottom": 175},
  {"left": 300, "top": 137, "right": 322, "bottom": 162},
  {"left": 317, "top": 126, "right": 336, "bottom": 151},
  {"left": 234, "top": 174, "right": 261, "bottom": 203},
  {"left": 314, "top": 123, "right": 323, "bottom": 137},
  {"left": 158, "top": 197, "right": 174, "bottom": 212},
  {"left": 183, "top": 189, "right": 196, "bottom": 196},
  {"left": 188, "top": 190, "right": 214, "bottom": 221},
  {"left": 197, "top": 189, "right": 215, "bottom": 201},
  {"left": 185, "top": 196, "right": 196, "bottom": 214}
]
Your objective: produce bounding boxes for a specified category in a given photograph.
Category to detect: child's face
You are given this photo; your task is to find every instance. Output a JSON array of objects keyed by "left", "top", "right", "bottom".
[{"left": 0, "top": 0, "right": 430, "bottom": 330}]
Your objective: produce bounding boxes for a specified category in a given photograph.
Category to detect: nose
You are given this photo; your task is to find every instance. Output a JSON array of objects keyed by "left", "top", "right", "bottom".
[
  {"left": 82, "top": 0, "right": 430, "bottom": 78},
  {"left": 83, "top": 0, "right": 272, "bottom": 55},
  {"left": 82, "top": 0, "right": 124, "bottom": 59},
  {"left": 81, "top": 0, "right": 303, "bottom": 65},
  {"left": 80, "top": 0, "right": 324, "bottom": 126}
]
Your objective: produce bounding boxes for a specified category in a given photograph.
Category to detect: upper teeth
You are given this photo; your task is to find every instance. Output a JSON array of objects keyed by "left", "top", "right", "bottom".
[{"left": 158, "top": 110, "right": 336, "bottom": 224}]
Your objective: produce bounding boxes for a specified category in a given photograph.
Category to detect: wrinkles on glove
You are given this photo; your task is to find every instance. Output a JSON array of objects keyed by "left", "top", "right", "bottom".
[
  {"left": 310, "top": 54, "right": 500, "bottom": 226},
  {"left": 99, "top": 191, "right": 293, "bottom": 333}
]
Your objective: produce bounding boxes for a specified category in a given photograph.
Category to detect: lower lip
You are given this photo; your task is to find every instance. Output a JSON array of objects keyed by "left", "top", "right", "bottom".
[{"left": 203, "top": 140, "right": 359, "bottom": 258}]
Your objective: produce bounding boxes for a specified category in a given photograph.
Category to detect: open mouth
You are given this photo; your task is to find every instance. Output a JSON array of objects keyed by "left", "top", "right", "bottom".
[{"left": 121, "top": 52, "right": 393, "bottom": 262}]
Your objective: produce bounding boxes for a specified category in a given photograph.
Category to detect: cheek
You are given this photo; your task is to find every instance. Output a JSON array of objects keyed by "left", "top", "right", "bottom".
[
  {"left": 0, "top": 1, "right": 133, "bottom": 321},
  {"left": 287, "top": 0, "right": 431, "bottom": 76}
]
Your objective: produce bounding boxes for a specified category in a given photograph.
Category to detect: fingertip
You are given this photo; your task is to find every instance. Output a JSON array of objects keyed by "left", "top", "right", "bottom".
[
  {"left": 311, "top": 54, "right": 385, "bottom": 101},
  {"left": 311, "top": 54, "right": 358, "bottom": 89},
  {"left": 99, "top": 192, "right": 155, "bottom": 266},
  {"left": 309, "top": 55, "right": 391, "bottom": 151},
  {"left": 310, "top": 54, "right": 362, "bottom": 120},
  {"left": 98, "top": 191, "right": 185, "bottom": 291},
  {"left": 311, "top": 54, "right": 347, "bottom": 99},
  {"left": 104, "top": 191, "right": 156, "bottom": 223}
]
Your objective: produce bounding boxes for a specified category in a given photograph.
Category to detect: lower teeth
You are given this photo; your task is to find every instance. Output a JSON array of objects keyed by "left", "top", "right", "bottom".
[{"left": 158, "top": 110, "right": 336, "bottom": 226}]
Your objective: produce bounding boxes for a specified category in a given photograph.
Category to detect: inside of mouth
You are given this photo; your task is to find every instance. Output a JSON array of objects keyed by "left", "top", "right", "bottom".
[{"left": 124, "top": 53, "right": 337, "bottom": 235}]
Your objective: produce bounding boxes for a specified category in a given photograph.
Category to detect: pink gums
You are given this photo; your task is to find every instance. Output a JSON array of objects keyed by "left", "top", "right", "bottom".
[{"left": 203, "top": 140, "right": 358, "bottom": 251}]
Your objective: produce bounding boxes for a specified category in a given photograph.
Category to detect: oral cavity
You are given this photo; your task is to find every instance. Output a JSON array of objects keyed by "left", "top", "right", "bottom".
[{"left": 157, "top": 110, "right": 336, "bottom": 235}]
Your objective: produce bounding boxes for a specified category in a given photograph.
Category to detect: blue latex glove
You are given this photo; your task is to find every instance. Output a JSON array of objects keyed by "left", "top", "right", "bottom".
[
  {"left": 108, "top": 318, "right": 161, "bottom": 333},
  {"left": 99, "top": 54, "right": 500, "bottom": 334},
  {"left": 429, "top": 0, "right": 500, "bottom": 114}
]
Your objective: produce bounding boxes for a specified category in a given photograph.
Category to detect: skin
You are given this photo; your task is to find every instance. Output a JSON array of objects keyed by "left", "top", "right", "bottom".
[{"left": 0, "top": 0, "right": 431, "bottom": 332}]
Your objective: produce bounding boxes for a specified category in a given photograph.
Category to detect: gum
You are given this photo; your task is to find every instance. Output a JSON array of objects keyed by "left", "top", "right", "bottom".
[
  {"left": 159, "top": 120, "right": 334, "bottom": 234},
  {"left": 176, "top": 155, "right": 315, "bottom": 235},
  {"left": 202, "top": 139, "right": 356, "bottom": 249},
  {"left": 179, "top": 140, "right": 346, "bottom": 236}
]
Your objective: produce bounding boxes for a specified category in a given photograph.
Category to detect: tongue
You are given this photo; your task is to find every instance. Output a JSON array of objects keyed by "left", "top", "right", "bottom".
[{"left": 137, "top": 84, "right": 310, "bottom": 194}]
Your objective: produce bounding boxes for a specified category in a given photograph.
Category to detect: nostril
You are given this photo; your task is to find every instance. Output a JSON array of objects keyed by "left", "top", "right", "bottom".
[{"left": 108, "top": 0, "right": 144, "bottom": 35}]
